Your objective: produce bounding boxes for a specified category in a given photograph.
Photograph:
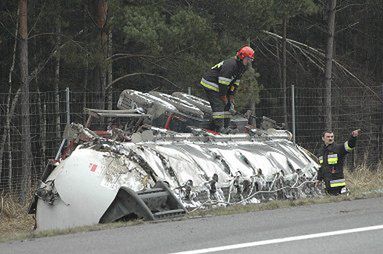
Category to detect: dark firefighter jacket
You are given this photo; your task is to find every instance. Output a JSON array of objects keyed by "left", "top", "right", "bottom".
[
  {"left": 316, "top": 136, "right": 357, "bottom": 191},
  {"left": 200, "top": 58, "right": 246, "bottom": 97}
]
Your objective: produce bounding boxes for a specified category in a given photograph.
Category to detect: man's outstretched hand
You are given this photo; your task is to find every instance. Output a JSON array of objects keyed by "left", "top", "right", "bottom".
[{"left": 351, "top": 129, "right": 361, "bottom": 137}]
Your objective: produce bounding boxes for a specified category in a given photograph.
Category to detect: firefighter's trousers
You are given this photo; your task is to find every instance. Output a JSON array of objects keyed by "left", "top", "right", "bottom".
[{"left": 204, "top": 89, "right": 231, "bottom": 131}]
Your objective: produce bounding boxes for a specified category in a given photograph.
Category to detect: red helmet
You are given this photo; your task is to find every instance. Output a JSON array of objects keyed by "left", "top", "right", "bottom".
[{"left": 236, "top": 46, "right": 254, "bottom": 60}]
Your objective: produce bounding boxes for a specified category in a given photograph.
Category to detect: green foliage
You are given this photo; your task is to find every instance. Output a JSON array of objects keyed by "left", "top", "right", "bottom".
[
  {"left": 272, "top": 0, "right": 319, "bottom": 19},
  {"left": 106, "top": 0, "right": 319, "bottom": 93},
  {"left": 191, "top": 0, "right": 277, "bottom": 37},
  {"left": 167, "top": 10, "right": 218, "bottom": 55},
  {"left": 109, "top": 3, "right": 222, "bottom": 90},
  {"left": 60, "top": 41, "right": 94, "bottom": 67},
  {"left": 0, "top": 0, "right": 382, "bottom": 99},
  {"left": 120, "top": 5, "right": 168, "bottom": 53},
  {"left": 235, "top": 65, "right": 262, "bottom": 111}
]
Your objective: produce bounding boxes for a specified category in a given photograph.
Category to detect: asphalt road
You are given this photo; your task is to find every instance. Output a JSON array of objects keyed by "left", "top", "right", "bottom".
[{"left": 2, "top": 197, "right": 383, "bottom": 254}]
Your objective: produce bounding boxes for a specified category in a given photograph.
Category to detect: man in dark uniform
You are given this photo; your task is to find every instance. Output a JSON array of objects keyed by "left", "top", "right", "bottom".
[
  {"left": 199, "top": 45, "right": 254, "bottom": 133},
  {"left": 316, "top": 129, "right": 361, "bottom": 195}
]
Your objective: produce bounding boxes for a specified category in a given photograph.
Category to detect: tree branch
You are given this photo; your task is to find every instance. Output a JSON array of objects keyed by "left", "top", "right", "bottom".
[
  {"left": 336, "top": 3, "right": 366, "bottom": 12},
  {"left": 105, "top": 72, "right": 180, "bottom": 91},
  {"left": 261, "top": 30, "right": 383, "bottom": 103},
  {"left": 106, "top": 53, "right": 156, "bottom": 62},
  {"left": 335, "top": 22, "right": 359, "bottom": 34},
  {"left": 28, "top": 32, "right": 56, "bottom": 40},
  {"left": 28, "top": 0, "right": 46, "bottom": 37}
]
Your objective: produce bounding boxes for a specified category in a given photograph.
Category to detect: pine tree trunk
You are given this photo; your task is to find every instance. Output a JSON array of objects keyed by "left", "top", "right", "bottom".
[
  {"left": 282, "top": 16, "right": 288, "bottom": 128},
  {"left": 42, "top": 103, "right": 47, "bottom": 174},
  {"left": 55, "top": 20, "right": 61, "bottom": 139},
  {"left": 97, "top": 0, "right": 108, "bottom": 110},
  {"left": 19, "top": 0, "right": 32, "bottom": 204},
  {"left": 276, "top": 37, "right": 282, "bottom": 90},
  {"left": 7, "top": 126, "right": 12, "bottom": 192},
  {"left": 0, "top": 86, "right": 11, "bottom": 188},
  {"left": 82, "top": 4, "right": 88, "bottom": 123},
  {"left": 37, "top": 89, "right": 46, "bottom": 176},
  {"left": 107, "top": 31, "right": 113, "bottom": 111},
  {"left": 0, "top": 6, "right": 19, "bottom": 186},
  {"left": 1, "top": 89, "right": 21, "bottom": 192},
  {"left": 324, "top": 0, "right": 337, "bottom": 130},
  {"left": 83, "top": 64, "right": 88, "bottom": 123}
]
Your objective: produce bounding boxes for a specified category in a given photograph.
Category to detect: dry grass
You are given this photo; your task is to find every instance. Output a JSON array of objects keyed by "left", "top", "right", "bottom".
[
  {"left": 345, "top": 161, "right": 383, "bottom": 195},
  {"left": 0, "top": 193, "right": 35, "bottom": 242},
  {"left": 1, "top": 161, "right": 383, "bottom": 243}
]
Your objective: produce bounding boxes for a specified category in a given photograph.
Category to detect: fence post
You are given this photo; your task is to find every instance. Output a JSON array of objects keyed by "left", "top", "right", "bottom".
[
  {"left": 66, "top": 87, "right": 70, "bottom": 126},
  {"left": 380, "top": 83, "right": 383, "bottom": 161},
  {"left": 55, "top": 88, "right": 70, "bottom": 161},
  {"left": 291, "top": 85, "right": 296, "bottom": 144},
  {"left": 188, "top": 87, "right": 191, "bottom": 95}
]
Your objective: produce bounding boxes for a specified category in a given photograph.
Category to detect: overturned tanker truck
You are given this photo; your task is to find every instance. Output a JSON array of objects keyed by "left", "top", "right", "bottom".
[{"left": 29, "top": 89, "right": 321, "bottom": 231}]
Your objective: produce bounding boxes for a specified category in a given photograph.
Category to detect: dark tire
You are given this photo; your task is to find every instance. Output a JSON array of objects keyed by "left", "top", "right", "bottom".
[
  {"left": 149, "top": 91, "right": 204, "bottom": 118},
  {"left": 172, "top": 92, "right": 212, "bottom": 115}
]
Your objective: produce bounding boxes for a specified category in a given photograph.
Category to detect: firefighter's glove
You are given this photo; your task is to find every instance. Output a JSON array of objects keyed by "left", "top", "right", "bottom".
[{"left": 228, "top": 102, "right": 236, "bottom": 114}]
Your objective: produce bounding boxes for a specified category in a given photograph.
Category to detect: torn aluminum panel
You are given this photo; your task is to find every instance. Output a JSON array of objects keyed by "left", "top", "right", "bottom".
[{"left": 32, "top": 125, "right": 320, "bottom": 231}]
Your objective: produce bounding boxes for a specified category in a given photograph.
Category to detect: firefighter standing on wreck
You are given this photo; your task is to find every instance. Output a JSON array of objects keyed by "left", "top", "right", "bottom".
[
  {"left": 316, "top": 129, "right": 361, "bottom": 195},
  {"left": 199, "top": 45, "right": 255, "bottom": 133}
]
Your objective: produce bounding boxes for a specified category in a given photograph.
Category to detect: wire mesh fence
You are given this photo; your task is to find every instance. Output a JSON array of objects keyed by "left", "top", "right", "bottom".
[
  {"left": 255, "top": 85, "right": 383, "bottom": 167},
  {"left": 0, "top": 85, "right": 382, "bottom": 196}
]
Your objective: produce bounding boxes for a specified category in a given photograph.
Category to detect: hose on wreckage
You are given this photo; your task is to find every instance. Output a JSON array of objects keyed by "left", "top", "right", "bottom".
[
  {"left": 227, "top": 173, "right": 279, "bottom": 204},
  {"left": 189, "top": 172, "right": 318, "bottom": 213}
]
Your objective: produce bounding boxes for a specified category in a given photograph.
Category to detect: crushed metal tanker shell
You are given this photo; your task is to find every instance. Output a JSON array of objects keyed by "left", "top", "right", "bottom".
[{"left": 31, "top": 125, "right": 321, "bottom": 231}]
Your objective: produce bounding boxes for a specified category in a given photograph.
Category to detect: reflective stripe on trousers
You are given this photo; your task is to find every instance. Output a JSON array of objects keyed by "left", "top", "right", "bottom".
[
  {"left": 204, "top": 89, "right": 231, "bottom": 129},
  {"left": 212, "top": 111, "right": 232, "bottom": 119},
  {"left": 330, "top": 179, "right": 346, "bottom": 187}
]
